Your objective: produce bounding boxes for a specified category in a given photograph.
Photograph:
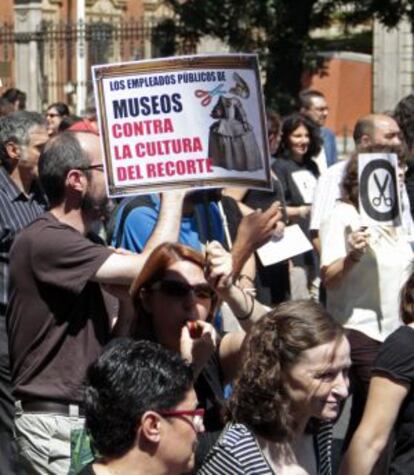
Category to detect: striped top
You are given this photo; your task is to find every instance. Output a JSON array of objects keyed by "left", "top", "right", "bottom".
[
  {"left": 198, "top": 422, "right": 333, "bottom": 475},
  {"left": 0, "top": 167, "right": 46, "bottom": 316}
]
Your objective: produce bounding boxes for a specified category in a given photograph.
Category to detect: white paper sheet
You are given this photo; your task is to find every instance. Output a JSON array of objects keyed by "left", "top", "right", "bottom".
[{"left": 256, "top": 224, "right": 313, "bottom": 266}]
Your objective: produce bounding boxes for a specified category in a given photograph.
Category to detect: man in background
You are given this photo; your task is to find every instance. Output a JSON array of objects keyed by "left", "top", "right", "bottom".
[
  {"left": 300, "top": 89, "right": 338, "bottom": 172},
  {"left": 0, "top": 111, "right": 48, "bottom": 474}
]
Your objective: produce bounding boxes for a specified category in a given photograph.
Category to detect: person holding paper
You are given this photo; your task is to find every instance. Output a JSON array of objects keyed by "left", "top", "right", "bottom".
[
  {"left": 273, "top": 113, "right": 321, "bottom": 299},
  {"left": 319, "top": 146, "right": 413, "bottom": 447}
]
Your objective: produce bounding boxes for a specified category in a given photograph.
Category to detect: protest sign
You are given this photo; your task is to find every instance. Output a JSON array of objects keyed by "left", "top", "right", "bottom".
[
  {"left": 358, "top": 153, "right": 401, "bottom": 226},
  {"left": 93, "top": 54, "right": 271, "bottom": 197}
]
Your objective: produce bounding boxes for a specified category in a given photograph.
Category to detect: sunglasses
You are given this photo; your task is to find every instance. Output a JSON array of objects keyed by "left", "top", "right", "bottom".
[
  {"left": 149, "top": 280, "right": 215, "bottom": 300},
  {"left": 158, "top": 408, "right": 205, "bottom": 433}
]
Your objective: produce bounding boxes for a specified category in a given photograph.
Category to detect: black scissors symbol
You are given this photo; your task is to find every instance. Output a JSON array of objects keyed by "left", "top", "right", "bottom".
[{"left": 372, "top": 173, "right": 392, "bottom": 207}]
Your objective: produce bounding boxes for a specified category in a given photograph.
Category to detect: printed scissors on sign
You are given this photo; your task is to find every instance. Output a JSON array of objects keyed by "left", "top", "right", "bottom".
[
  {"left": 372, "top": 173, "right": 392, "bottom": 206},
  {"left": 195, "top": 83, "right": 227, "bottom": 106}
]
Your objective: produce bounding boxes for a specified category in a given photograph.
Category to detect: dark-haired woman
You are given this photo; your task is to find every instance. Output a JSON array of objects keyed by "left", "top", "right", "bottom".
[
  {"left": 319, "top": 147, "right": 413, "bottom": 443},
  {"left": 46, "top": 102, "right": 69, "bottom": 136},
  {"left": 199, "top": 300, "right": 351, "bottom": 474},
  {"left": 340, "top": 272, "right": 414, "bottom": 475},
  {"left": 273, "top": 113, "right": 322, "bottom": 298},
  {"left": 128, "top": 240, "right": 267, "bottom": 467},
  {"left": 78, "top": 339, "right": 201, "bottom": 475}
]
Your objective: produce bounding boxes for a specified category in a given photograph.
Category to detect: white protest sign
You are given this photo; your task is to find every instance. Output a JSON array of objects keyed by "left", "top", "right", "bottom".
[
  {"left": 358, "top": 153, "right": 401, "bottom": 226},
  {"left": 256, "top": 224, "right": 313, "bottom": 266},
  {"left": 92, "top": 54, "right": 271, "bottom": 197},
  {"left": 291, "top": 169, "right": 317, "bottom": 204}
]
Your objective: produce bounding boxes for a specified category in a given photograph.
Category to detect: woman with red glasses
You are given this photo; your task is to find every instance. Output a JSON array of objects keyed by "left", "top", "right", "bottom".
[
  {"left": 79, "top": 339, "right": 203, "bottom": 475},
  {"left": 127, "top": 240, "right": 267, "bottom": 468}
]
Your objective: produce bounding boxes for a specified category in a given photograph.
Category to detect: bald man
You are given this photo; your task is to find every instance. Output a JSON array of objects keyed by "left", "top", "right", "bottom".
[
  {"left": 7, "top": 131, "right": 185, "bottom": 474},
  {"left": 310, "top": 114, "right": 412, "bottom": 243}
]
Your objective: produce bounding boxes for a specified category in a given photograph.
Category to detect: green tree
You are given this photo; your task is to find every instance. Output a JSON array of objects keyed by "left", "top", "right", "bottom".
[{"left": 162, "top": 0, "right": 414, "bottom": 113}]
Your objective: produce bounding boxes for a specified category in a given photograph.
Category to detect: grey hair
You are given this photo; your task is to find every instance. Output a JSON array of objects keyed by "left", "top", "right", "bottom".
[{"left": 0, "top": 111, "right": 46, "bottom": 166}]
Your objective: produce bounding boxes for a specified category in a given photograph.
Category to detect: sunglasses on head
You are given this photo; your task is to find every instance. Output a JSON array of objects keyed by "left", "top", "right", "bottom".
[{"left": 149, "top": 280, "right": 215, "bottom": 300}]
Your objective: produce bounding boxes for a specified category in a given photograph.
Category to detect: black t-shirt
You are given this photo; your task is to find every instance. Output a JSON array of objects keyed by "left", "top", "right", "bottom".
[
  {"left": 272, "top": 157, "right": 319, "bottom": 268},
  {"left": 272, "top": 157, "right": 319, "bottom": 208},
  {"left": 243, "top": 176, "right": 290, "bottom": 305},
  {"left": 7, "top": 212, "right": 113, "bottom": 403},
  {"left": 374, "top": 325, "right": 414, "bottom": 474}
]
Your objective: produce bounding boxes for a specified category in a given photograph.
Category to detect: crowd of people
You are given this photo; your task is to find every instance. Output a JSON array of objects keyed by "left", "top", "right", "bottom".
[{"left": 0, "top": 83, "right": 414, "bottom": 475}]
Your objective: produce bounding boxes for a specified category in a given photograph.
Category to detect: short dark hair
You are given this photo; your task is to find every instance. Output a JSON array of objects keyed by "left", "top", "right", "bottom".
[
  {"left": 84, "top": 339, "right": 194, "bottom": 458},
  {"left": 2, "top": 88, "right": 26, "bottom": 110},
  {"left": 0, "top": 111, "right": 46, "bottom": 167},
  {"left": 298, "top": 89, "right": 325, "bottom": 110},
  {"left": 227, "top": 300, "right": 344, "bottom": 442},
  {"left": 38, "top": 131, "right": 90, "bottom": 206},
  {"left": 277, "top": 112, "right": 322, "bottom": 162},
  {"left": 47, "top": 102, "right": 70, "bottom": 117}
]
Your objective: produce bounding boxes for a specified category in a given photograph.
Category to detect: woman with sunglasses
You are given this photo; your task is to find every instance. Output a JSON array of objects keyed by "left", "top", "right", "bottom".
[
  {"left": 127, "top": 240, "right": 267, "bottom": 468},
  {"left": 199, "top": 300, "right": 351, "bottom": 475},
  {"left": 46, "top": 102, "right": 69, "bottom": 137}
]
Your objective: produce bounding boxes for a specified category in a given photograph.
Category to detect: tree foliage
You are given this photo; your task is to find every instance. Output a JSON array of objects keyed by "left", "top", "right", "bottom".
[{"left": 160, "top": 0, "right": 414, "bottom": 113}]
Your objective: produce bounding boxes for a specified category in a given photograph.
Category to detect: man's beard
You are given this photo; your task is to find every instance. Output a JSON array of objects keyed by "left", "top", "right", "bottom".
[{"left": 81, "top": 190, "right": 110, "bottom": 229}]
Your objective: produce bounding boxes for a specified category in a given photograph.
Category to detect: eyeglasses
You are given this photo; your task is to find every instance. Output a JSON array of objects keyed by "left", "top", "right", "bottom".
[
  {"left": 78, "top": 164, "right": 104, "bottom": 172},
  {"left": 158, "top": 408, "right": 205, "bottom": 432},
  {"left": 149, "top": 280, "right": 215, "bottom": 300}
]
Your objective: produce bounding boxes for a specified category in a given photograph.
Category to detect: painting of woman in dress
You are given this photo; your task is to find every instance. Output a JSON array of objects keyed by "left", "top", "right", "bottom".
[{"left": 208, "top": 74, "right": 263, "bottom": 172}]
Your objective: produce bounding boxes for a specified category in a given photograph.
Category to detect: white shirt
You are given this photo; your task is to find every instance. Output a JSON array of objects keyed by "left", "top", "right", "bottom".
[
  {"left": 320, "top": 201, "right": 413, "bottom": 342},
  {"left": 310, "top": 159, "right": 414, "bottom": 236}
]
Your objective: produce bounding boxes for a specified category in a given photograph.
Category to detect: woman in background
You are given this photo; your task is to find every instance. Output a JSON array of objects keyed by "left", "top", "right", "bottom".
[
  {"left": 273, "top": 113, "right": 322, "bottom": 299},
  {"left": 46, "top": 102, "right": 69, "bottom": 136}
]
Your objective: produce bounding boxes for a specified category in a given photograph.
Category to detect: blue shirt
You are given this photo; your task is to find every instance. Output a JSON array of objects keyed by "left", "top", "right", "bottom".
[{"left": 111, "top": 194, "right": 225, "bottom": 252}]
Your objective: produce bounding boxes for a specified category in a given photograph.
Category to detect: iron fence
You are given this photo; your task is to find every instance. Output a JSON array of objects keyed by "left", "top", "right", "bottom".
[{"left": 0, "top": 17, "right": 193, "bottom": 108}]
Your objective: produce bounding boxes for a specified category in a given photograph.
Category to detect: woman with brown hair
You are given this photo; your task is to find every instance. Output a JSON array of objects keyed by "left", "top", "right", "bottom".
[
  {"left": 199, "top": 300, "right": 351, "bottom": 474},
  {"left": 127, "top": 240, "right": 267, "bottom": 467},
  {"left": 319, "top": 145, "right": 413, "bottom": 442},
  {"left": 340, "top": 272, "right": 414, "bottom": 474}
]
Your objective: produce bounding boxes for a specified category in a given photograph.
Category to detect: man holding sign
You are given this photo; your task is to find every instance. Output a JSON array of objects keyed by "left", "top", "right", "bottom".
[
  {"left": 319, "top": 145, "right": 413, "bottom": 447},
  {"left": 7, "top": 131, "right": 187, "bottom": 474}
]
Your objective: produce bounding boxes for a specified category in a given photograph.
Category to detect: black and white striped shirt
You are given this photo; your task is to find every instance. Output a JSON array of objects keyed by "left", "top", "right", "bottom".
[
  {"left": 198, "top": 422, "right": 333, "bottom": 475},
  {"left": 0, "top": 166, "right": 46, "bottom": 316}
]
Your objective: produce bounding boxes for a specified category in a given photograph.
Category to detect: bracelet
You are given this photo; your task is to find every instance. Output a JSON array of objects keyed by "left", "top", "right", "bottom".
[{"left": 237, "top": 288, "right": 255, "bottom": 321}]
